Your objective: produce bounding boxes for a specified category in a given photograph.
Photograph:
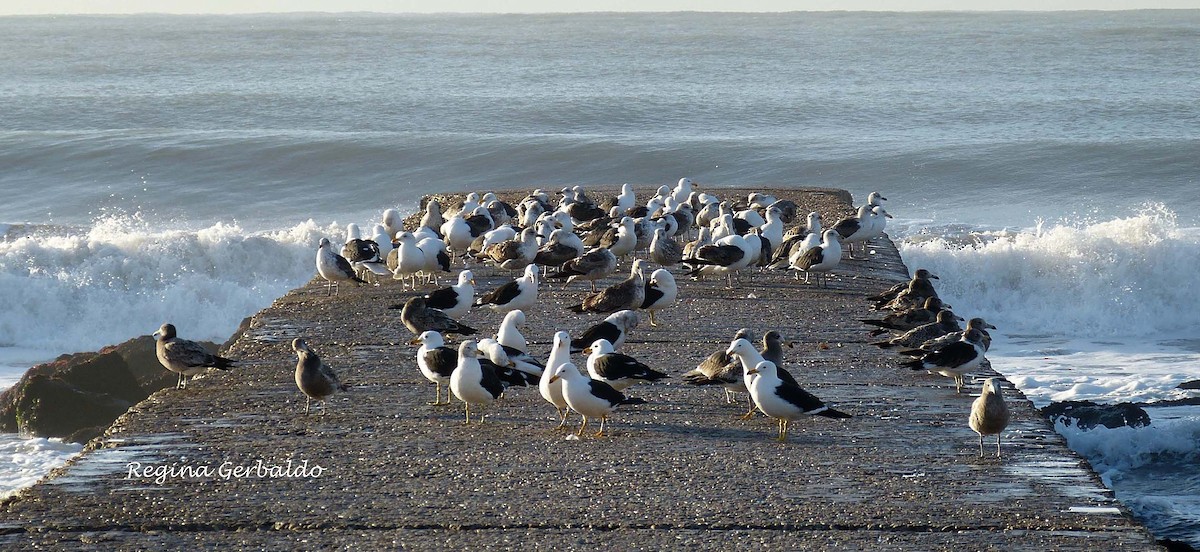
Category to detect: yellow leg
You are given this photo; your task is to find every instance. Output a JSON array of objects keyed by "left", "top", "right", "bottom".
[
  {"left": 740, "top": 402, "right": 757, "bottom": 420},
  {"left": 430, "top": 383, "right": 442, "bottom": 406},
  {"left": 464, "top": 401, "right": 471, "bottom": 424},
  {"left": 594, "top": 416, "right": 608, "bottom": 437},
  {"left": 577, "top": 416, "right": 589, "bottom": 436},
  {"left": 555, "top": 408, "right": 570, "bottom": 429},
  {"left": 648, "top": 310, "right": 658, "bottom": 327}
]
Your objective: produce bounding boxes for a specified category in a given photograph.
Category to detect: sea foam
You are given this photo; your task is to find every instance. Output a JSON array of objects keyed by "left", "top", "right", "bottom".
[{"left": 0, "top": 215, "right": 342, "bottom": 358}]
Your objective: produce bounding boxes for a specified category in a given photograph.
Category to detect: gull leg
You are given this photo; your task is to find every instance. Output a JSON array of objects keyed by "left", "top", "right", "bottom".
[
  {"left": 996, "top": 434, "right": 1003, "bottom": 458},
  {"left": 464, "top": 401, "right": 471, "bottom": 424},
  {"left": 978, "top": 434, "right": 985, "bottom": 458},
  {"left": 739, "top": 402, "right": 757, "bottom": 420},
  {"left": 723, "top": 388, "right": 734, "bottom": 404},
  {"left": 648, "top": 310, "right": 658, "bottom": 327},
  {"left": 430, "top": 383, "right": 442, "bottom": 406},
  {"left": 305, "top": 397, "right": 311, "bottom": 416},
  {"left": 577, "top": 416, "right": 589, "bottom": 436},
  {"left": 594, "top": 416, "right": 608, "bottom": 438},
  {"left": 555, "top": 408, "right": 570, "bottom": 429}
]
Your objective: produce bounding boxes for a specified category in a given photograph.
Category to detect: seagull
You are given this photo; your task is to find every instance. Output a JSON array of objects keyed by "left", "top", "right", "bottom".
[
  {"left": 908, "top": 317, "right": 997, "bottom": 354},
  {"left": 382, "top": 208, "right": 405, "bottom": 240},
  {"left": 390, "top": 232, "right": 428, "bottom": 289},
  {"left": 541, "top": 331, "right": 574, "bottom": 428},
  {"left": 649, "top": 226, "right": 684, "bottom": 267},
  {"left": 861, "top": 296, "right": 948, "bottom": 334},
  {"left": 970, "top": 377, "right": 1011, "bottom": 458},
  {"left": 640, "top": 267, "right": 678, "bottom": 327},
  {"left": 496, "top": 309, "right": 529, "bottom": 352},
  {"left": 478, "top": 337, "right": 544, "bottom": 379},
  {"left": 684, "top": 233, "right": 753, "bottom": 288},
  {"left": 154, "top": 323, "right": 237, "bottom": 389},
  {"left": 449, "top": 340, "right": 505, "bottom": 424},
  {"left": 726, "top": 337, "right": 802, "bottom": 419},
  {"left": 342, "top": 236, "right": 389, "bottom": 283},
  {"left": 571, "top": 310, "right": 639, "bottom": 353},
  {"left": 419, "top": 199, "right": 445, "bottom": 235},
  {"left": 292, "top": 338, "right": 350, "bottom": 415},
  {"left": 869, "top": 269, "right": 939, "bottom": 308},
  {"left": 671, "top": 177, "right": 695, "bottom": 204},
  {"left": 440, "top": 213, "right": 478, "bottom": 263},
  {"left": 545, "top": 247, "right": 618, "bottom": 292},
  {"left": 758, "top": 207, "right": 785, "bottom": 260},
  {"left": 606, "top": 217, "right": 638, "bottom": 259},
  {"left": 873, "top": 310, "right": 963, "bottom": 349},
  {"left": 550, "top": 361, "right": 646, "bottom": 438},
  {"left": 399, "top": 296, "right": 478, "bottom": 337},
  {"left": 902, "top": 328, "right": 988, "bottom": 393},
  {"left": 584, "top": 338, "right": 668, "bottom": 391},
  {"left": 788, "top": 229, "right": 842, "bottom": 286},
  {"left": 415, "top": 236, "right": 452, "bottom": 286},
  {"left": 420, "top": 270, "right": 475, "bottom": 320},
  {"left": 410, "top": 330, "right": 458, "bottom": 405},
  {"left": 877, "top": 269, "right": 941, "bottom": 311},
  {"left": 476, "top": 264, "right": 539, "bottom": 313},
  {"left": 476, "top": 338, "right": 540, "bottom": 388},
  {"left": 832, "top": 205, "right": 874, "bottom": 259},
  {"left": 567, "top": 259, "right": 646, "bottom": 314},
  {"left": 747, "top": 360, "right": 851, "bottom": 442},
  {"left": 316, "top": 237, "right": 366, "bottom": 296},
  {"left": 682, "top": 328, "right": 754, "bottom": 403},
  {"left": 533, "top": 229, "right": 585, "bottom": 273},
  {"left": 766, "top": 199, "right": 798, "bottom": 224},
  {"left": 770, "top": 211, "right": 823, "bottom": 269},
  {"left": 480, "top": 227, "right": 539, "bottom": 271}
]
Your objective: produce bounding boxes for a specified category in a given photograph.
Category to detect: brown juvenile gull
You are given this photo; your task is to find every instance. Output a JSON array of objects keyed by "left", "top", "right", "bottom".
[
  {"left": 873, "top": 310, "right": 963, "bottom": 349},
  {"left": 545, "top": 247, "right": 618, "bottom": 292},
  {"left": 876, "top": 269, "right": 941, "bottom": 311},
  {"left": 970, "top": 377, "right": 1011, "bottom": 458},
  {"left": 683, "top": 328, "right": 754, "bottom": 403},
  {"left": 400, "top": 296, "right": 478, "bottom": 337},
  {"left": 861, "top": 296, "right": 949, "bottom": 335},
  {"left": 899, "top": 317, "right": 997, "bottom": 356},
  {"left": 292, "top": 338, "right": 350, "bottom": 415},
  {"left": 154, "top": 323, "right": 236, "bottom": 390},
  {"left": 568, "top": 259, "right": 646, "bottom": 314},
  {"left": 649, "top": 226, "right": 684, "bottom": 267}
]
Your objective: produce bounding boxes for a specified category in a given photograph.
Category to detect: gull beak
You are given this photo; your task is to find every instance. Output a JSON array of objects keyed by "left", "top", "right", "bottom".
[
  {"left": 408, "top": 338, "right": 421, "bottom": 346},
  {"left": 786, "top": 341, "right": 795, "bottom": 348},
  {"left": 508, "top": 361, "right": 516, "bottom": 368},
  {"left": 885, "top": 212, "right": 893, "bottom": 219},
  {"left": 470, "top": 279, "right": 477, "bottom": 285},
  {"left": 549, "top": 375, "right": 560, "bottom": 383},
  {"left": 582, "top": 347, "right": 593, "bottom": 355},
  {"left": 957, "top": 315, "right": 966, "bottom": 321},
  {"left": 987, "top": 323, "right": 998, "bottom": 329},
  {"left": 747, "top": 369, "right": 759, "bottom": 375},
  {"left": 930, "top": 274, "right": 940, "bottom": 279},
  {"left": 151, "top": 332, "right": 160, "bottom": 340}
]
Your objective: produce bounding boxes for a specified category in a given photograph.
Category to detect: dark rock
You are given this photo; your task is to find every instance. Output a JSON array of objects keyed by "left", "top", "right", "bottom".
[
  {"left": 1160, "top": 539, "right": 1198, "bottom": 552},
  {"left": 1042, "top": 400, "right": 1152, "bottom": 430},
  {"left": 0, "top": 335, "right": 217, "bottom": 443},
  {"left": 1178, "top": 380, "right": 1200, "bottom": 390}
]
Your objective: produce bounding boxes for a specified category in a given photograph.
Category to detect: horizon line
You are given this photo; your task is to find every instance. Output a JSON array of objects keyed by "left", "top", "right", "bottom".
[{"left": 3, "top": 8, "right": 1198, "bottom": 16}]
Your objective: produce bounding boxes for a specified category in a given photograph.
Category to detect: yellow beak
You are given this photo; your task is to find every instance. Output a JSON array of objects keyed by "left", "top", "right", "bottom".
[{"left": 549, "top": 375, "right": 560, "bottom": 383}]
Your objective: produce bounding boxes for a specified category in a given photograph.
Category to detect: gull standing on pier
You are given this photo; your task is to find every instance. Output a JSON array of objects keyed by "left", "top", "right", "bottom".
[
  {"left": 316, "top": 237, "right": 366, "bottom": 296},
  {"left": 568, "top": 259, "right": 646, "bottom": 314},
  {"left": 410, "top": 330, "right": 458, "bottom": 405},
  {"left": 746, "top": 360, "right": 851, "bottom": 442},
  {"left": 541, "top": 331, "right": 574, "bottom": 428},
  {"left": 449, "top": 340, "right": 505, "bottom": 424},
  {"left": 970, "top": 377, "right": 1011, "bottom": 458},
  {"left": 154, "top": 323, "right": 237, "bottom": 389},
  {"left": 902, "top": 328, "right": 988, "bottom": 393},
  {"left": 292, "top": 338, "right": 350, "bottom": 416},
  {"left": 399, "top": 296, "right": 478, "bottom": 337},
  {"left": 571, "top": 310, "right": 639, "bottom": 352},
  {"left": 639, "top": 268, "right": 678, "bottom": 327},
  {"left": 421, "top": 270, "right": 475, "bottom": 320},
  {"left": 789, "top": 229, "right": 842, "bottom": 286},
  {"left": 550, "top": 361, "right": 646, "bottom": 438},
  {"left": 476, "top": 264, "right": 539, "bottom": 313},
  {"left": 584, "top": 338, "right": 668, "bottom": 391}
]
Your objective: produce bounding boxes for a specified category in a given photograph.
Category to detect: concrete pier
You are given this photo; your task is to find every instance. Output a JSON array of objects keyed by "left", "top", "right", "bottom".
[{"left": 0, "top": 188, "right": 1160, "bottom": 550}]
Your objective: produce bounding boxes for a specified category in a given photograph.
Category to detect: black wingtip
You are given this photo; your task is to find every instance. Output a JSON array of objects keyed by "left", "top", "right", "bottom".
[
  {"left": 620, "top": 397, "right": 647, "bottom": 406},
  {"left": 896, "top": 348, "right": 926, "bottom": 357},
  {"left": 872, "top": 341, "right": 896, "bottom": 348},
  {"left": 213, "top": 357, "right": 237, "bottom": 370},
  {"left": 452, "top": 324, "right": 478, "bottom": 336},
  {"left": 901, "top": 359, "right": 924, "bottom": 370},
  {"left": 817, "top": 408, "right": 852, "bottom": 419},
  {"left": 567, "top": 304, "right": 587, "bottom": 313},
  {"left": 386, "top": 304, "right": 405, "bottom": 310}
]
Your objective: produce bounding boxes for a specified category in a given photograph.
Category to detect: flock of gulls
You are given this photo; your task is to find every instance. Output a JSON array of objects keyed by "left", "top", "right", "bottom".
[{"left": 152, "top": 179, "right": 1011, "bottom": 456}]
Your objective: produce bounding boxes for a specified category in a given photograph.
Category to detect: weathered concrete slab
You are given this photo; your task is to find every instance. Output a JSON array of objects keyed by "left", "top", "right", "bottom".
[{"left": 0, "top": 188, "right": 1160, "bottom": 550}]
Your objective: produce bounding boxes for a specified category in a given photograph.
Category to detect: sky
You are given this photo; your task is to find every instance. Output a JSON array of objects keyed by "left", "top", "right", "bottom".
[{"left": 3, "top": 0, "right": 1199, "bottom": 15}]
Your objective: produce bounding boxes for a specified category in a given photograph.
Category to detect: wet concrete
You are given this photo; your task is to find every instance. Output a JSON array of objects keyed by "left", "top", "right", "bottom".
[{"left": 0, "top": 188, "right": 1160, "bottom": 550}]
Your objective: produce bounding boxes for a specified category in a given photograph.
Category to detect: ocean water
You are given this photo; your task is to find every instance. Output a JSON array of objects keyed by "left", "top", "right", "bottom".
[{"left": 0, "top": 11, "right": 1197, "bottom": 544}]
